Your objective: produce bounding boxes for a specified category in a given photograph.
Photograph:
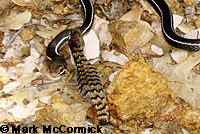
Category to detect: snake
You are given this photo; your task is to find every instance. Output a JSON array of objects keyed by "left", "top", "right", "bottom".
[
  {"left": 147, "top": 0, "right": 200, "bottom": 51},
  {"left": 46, "top": 0, "right": 94, "bottom": 59},
  {"left": 46, "top": 0, "right": 200, "bottom": 55},
  {"left": 46, "top": 0, "right": 200, "bottom": 125},
  {"left": 46, "top": 0, "right": 109, "bottom": 125}
]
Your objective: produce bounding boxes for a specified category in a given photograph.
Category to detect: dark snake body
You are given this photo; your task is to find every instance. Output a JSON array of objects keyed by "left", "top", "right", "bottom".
[
  {"left": 68, "top": 29, "right": 109, "bottom": 125},
  {"left": 148, "top": 0, "right": 200, "bottom": 51}
]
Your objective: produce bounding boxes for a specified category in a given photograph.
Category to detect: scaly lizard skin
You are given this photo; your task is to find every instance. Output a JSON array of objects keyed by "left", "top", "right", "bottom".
[{"left": 68, "top": 29, "right": 109, "bottom": 125}]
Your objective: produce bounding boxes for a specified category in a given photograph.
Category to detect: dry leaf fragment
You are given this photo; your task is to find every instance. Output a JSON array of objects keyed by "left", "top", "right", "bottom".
[
  {"left": 83, "top": 29, "right": 100, "bottom": 60},
  {"left": 102, "top": 50, "right": 128, "bottom": 65},
  {"left": 120, "top": 6, "right": 142, "bottom": 22},
  {"left": 170, "top": 50, "right": 188, "bottom": 63},
  {"left": 195, "top": 17, "right": 200, "bottom": 28},
  {"left": 183, "top": 0, "right": 195, "bottom": 5},
  {"left": 33, "top": 37, "right": 46, "bottom": 55},
  {"left": 35, "top": 25, "right": 67, "bottom": 40},
  {"left": 34, "top": 95, "right": 88, "bottom": 128},
  {"left": 141, "top": 128, "right": 152, "bottom": 134},
  {"left": 7, "top": 46, "right": 41, "bottom": 79},
  {"left": 184, "top": 28, "right": 200, "bottom": 39},
  {"left": 0, "top": 0, "right": 12, "bottom": 15},
  {"left": 9, "top": 90, "right": 27, "bottom": 106},
  {"left": 11, "top": 0, "right": 34, "bottom": 6},
  {"left": 0, "top": 111, "right": 14, "bottom": 122},
  {"left": 170, "top": 75, "right": 200, "bottom": 108},
  {"left": 2, "top": 10, "right": 31, "bottom": 30},
  {"left": 0, "top": 66, "right": 10, "bottom": 84},
  {"left": 93, "top": 17, "right": 112, "bottom": 47},
  {"left": 7, "top": 99, "right": 39, "bottom": 119},
  {"left": 4, "top": 36, "right": 29, "bottom": 60},
  {"left": 42, "top": 13, "right": 61, "bottom": 21},
  {"left": 1, "top": 81, "right": 21, "bottom": 94},
  {"left": 153, "top": 51, "right": 200, "bottom": 81},
  {"left": 53, "top": 5, "right": 64, "bottom": 14},
  {"left": 38, "top": 96, "right": 52, "bottom": 104},
  {"left": 173, "top": 14, "right": 184, "bottom": 29},
  {"left": 152, "top": 52, "right": 200, "bottom": 108},
  {"left": 178, "top": 24, "right": 195, "bottom": 34}
]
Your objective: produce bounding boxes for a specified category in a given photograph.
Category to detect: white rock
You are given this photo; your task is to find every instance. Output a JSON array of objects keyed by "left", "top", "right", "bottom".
[
  {"left": 83, "top": 29, "right": 100, "bottom": 60},
  {"left": 170, "top": 50, "right": 188, "bottom": 63},
  {"left": 102, "top": 50, "right": 128, "bottom": 65},
  {"left": 151, "top": 44, "right": 163, "bottom": 55}
]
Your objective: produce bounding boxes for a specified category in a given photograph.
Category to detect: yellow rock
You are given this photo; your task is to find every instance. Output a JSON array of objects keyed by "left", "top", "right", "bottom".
[
  {"left": 180, "top": 108, "right": 200, "bottom": 134},
  {"left": 106, "top": 56, "right": 174, "bottom": 120}
]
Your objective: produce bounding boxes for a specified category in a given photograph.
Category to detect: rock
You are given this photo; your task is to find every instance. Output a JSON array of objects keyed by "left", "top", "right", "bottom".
[
  {"left": 106, "top": 56, "right": 174, "bottom": 121},
  {"left": 180, "top": 108, "right": 200, "bottom": 134},
  {"left": 109, "top": 20, "right": 154, "bottom": 54}
]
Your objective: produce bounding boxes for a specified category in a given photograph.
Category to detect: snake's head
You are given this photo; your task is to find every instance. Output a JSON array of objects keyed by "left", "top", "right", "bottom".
[{"left": 49, "top": 56, "right": 67, "bottom": 77}]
